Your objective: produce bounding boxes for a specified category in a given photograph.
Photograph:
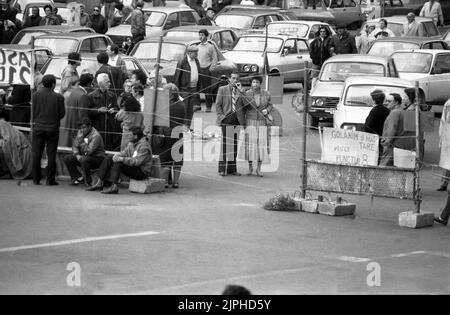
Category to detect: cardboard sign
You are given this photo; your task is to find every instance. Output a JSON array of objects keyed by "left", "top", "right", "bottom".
[
  {"left": 143, "top": 88, "right": 170, "bottom": 134},
  {"left": 320, "top": 127, "right": 379, "bottom": 166},
  {"left": 0, "top": 49, "right": 31, "bottom": 85}
]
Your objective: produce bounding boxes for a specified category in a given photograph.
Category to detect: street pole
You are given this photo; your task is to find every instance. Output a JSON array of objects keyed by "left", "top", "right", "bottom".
[
  {"left": 300, "top": 61, "right": 309, "bottom": 199},
  {"left": 414, "top": 81, "right": 422, "bottom": 214},
  {"left": 30, "top": 36, "right": 35, "bottom": 139},
  {"left": 264, "top": 24, "right": 269, "bottom": 91},
  {"left": 380, "top": 0, "right": 385, "bottom": 18},
  {"left": 150, "top": 34, "right": 163, "bottom": 136}
]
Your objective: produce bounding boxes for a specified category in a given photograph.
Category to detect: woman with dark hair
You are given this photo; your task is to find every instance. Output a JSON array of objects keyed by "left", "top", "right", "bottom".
[
  {"left": 309, "top": 26, "right": 332, "bottom": 82},
  {"left": 241, "top": 75, "right": 272, "bottom": 177},
  {"left": 152, "top": 83, "right": 186, "bottom": 188},
  {"left": 7, "top": 84, "right": 31, "bottom": 128},
  {"left": 115, "top": 92, "right": 144, "bottom": 150},
  {"left": 61, "top": 52, "right": 81, "bottom": 95}
]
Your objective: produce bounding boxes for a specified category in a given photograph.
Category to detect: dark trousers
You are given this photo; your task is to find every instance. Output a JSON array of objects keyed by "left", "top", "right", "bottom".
[
  {"left": 64, "top": 155, "right": 104, "bottom": 184},
  {"left": 97, "top": 155, "right": 147, "bottom": 184},
  {"left": 440, "top": 191, "right": 450, "bottom": 221},
  {"left": 32, "top": 130, "right": 59, "bottom": 183},
  {"left": 219, "top": 113, "right": 240, "bottom": 174},
  {"left": 199, "top": 67, "right": 214, "bottom": 109},
  {"left": 180, "top": 87, "right": 199, "bottom": 128}
]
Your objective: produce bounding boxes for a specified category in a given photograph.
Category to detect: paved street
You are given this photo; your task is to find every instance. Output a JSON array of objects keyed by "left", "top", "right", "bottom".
[{"left": 0, "top": 84, "right": 449, "bottom": 295}]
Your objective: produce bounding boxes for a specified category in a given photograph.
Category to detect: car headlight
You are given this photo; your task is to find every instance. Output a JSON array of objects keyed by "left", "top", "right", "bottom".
[
  {"left": 313, "top": 98, "right": 324, "bottom": 107},
  {"left": 243, "top": 65, "right": 250, "bottom": 72},
  {"left": 251, "top": 65, "right": 258, "bottom": 72}
]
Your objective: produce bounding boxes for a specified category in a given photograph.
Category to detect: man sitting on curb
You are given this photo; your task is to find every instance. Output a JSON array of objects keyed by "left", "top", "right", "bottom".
[
  {"left": 63, "top": 118, "right": 105, "bottom": 186},
  {"left": 86, "top": 126, "right": 152, "bottom": 194}
]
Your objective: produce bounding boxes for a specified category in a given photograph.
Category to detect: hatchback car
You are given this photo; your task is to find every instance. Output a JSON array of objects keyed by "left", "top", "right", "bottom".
[
  {"left": 33, "top": 33, "right": 113, "bottom": 56},
  {"left": 164, "top": 26, "right": 238, "bottom": 52},
  {"left": 106, "top": 7, "right": 200, "bottom": 48},
  {"left": 267, "top": 20, "right": 336, "bottom": 44},
  {"left": 309, "top": 54, "right": 399, "bottom": 127},
  {"left": 334, "top": 76, "right": 413, "bottom": 131},
  {"left": 360, "top": 16, "right": 440, "bottom": 38},
  {"left": 391, "top": 49, "right": 450, "bottom": 106},
  {"left": 367, "top": 37, "right": 449, "bottom": 56},
  {"left": 223, "top": 34, "right": 311, "bottom": 85},
  {"left": 11, "top": 25, "right": 95, "bottom": 45},
  {"left": 130, "top": 38, "right": 237, "bottom": 84},
  {"left": 214, "top": 10, "right": 287, "bottom": 33}
]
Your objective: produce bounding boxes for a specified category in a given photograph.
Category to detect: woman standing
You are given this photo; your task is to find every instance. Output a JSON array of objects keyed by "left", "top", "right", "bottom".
[
  {"left": 242, "top": 76, "right": 272, "bottom": 177},
  {"left": 61, "top": 52, "right": 81, "bottom": 96},
  {"left": 115, "top": 93, "right": 144, "bottom": 150}
]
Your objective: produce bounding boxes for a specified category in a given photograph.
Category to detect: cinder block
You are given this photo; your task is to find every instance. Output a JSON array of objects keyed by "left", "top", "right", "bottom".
[
  {"left": 399, "top": 211, "right": 434, "bottom": 229},
  {"left": 300, "top": 199, "right": 319, "bottom": 213},
  {"left": 291, "top": 197, "right": 303, "bottom": 211},
  {"left": 129, "top": 178, "right": 166, "bottom": 194},
  {"left": 318, "top": 202, "right": 356, "bottom": 216}
]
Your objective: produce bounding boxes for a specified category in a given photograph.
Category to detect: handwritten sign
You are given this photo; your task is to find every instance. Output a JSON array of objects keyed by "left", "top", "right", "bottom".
[
  {"left": 143, "top": 88, "right": 170, "bottom": 135},
  {"left": 320, "top": 128, "right": 379, "bottom": 166},
  {"left": 0, "top": 49, "right": 31, "bottom": 85}
]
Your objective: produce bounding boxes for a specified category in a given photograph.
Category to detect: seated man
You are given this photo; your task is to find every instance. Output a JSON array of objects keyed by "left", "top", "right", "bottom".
[
  {"left": 86, "top": 126, "right": 152, "bottom": 194},
  {"left": 63, "top": 118, "right": 105, "bottom": 186}
]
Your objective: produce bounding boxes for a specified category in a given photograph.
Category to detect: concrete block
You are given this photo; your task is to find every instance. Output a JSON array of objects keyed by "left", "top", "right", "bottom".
[
  {"left": 291, "top": 197, "right": 303, "bottom": 211},
  {"left": 399, "top": 211, "right": 434, "bottom": 229},
  {"left": 129, "top": 178, "right": 166, "bottom": 194},
  {"left": 151, "top": 155, "right": 162, "bottom": 178},
  {"left": 318, "top": 202, "right": 356, "bottom": 216},
  {"left": 300, "top": 199, "right": 319, "bottom": 213}
]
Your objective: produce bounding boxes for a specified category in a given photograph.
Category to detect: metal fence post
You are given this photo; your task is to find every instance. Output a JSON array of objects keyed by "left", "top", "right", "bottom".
[
  {"left": 414, "top": 81, "right": 422, "bottom": 214},
  {"left": 300, "top": 61, "right": 309, "bottom": 198}
]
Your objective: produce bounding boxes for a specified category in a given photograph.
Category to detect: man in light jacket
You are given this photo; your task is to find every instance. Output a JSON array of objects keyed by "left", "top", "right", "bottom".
[
  {"left": 420, "top": 0, "right": 444, "bottom": 26},
  {"left": 402, "top": 13, "right": 425, "bottom": 37}
]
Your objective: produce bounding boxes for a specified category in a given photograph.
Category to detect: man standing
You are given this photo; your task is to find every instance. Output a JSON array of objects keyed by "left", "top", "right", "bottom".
[
  {"left": 216, "top": 72, "right": 245, "bottom": 176},
  {"left": 95, "top": 52, "right": 125, "bottom": 98},
  {"left": 87, "top": 73, "right": 119, "bottom": 151},
  {"left": 79, "top": 4, "right": 92, "bottom": 28},
  {"left": 197, "top": 29, "right": 218, "bottom": 113},
  {"left": 403, "top": 12, "right": 425, "bottom": 37},
  {"left": 129, "top": 1, "right": 146, "bottom": 45},
  {"left": 40, "top": 5, "right": 60, "bottom": 26},
  {"left": 106, "top": 44, "right": 127, "bottom": 75},
  {"left": 32, "top": 74, "right": 65, "bottom": 186},
  {"left": 437, "top": 97, "right": 450, "bottom": 191},
  {"left": 23, "top": 7, "right": 42, "bottom": 28},
  {"left": 199, "top": 7, "right": 216, "bottom": 26},
  {"left": 330, "top": 24, "right": 357, "bottom": 55},
  {"left": 309, "top": 26, "right": 331, "bottom": 82},
  {"left": 90, "top": 6, "right": 108, "bottom": 34},
  {"left": 86, "top": 126, "right": 152, "bottom": 194},
  {"left": 174, "top": 45, "right": 200, "bottom": 129},
  {"left": 64, "top": 118, "right": 105, "bottom": 186},
  {"left": 370, "top": 19, "right": 395, "bottom": 40},
  {"left": 364, "top": 90, "right": 390, "bottom": 137},
  {"left": 420, "top": 0, "right": 444, "bottom": 27},
  {"left": 101, "top": 0, "right": 117, "bottom": 28}
]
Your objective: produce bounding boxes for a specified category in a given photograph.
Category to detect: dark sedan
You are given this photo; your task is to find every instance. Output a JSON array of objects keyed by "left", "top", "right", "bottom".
[{"left": 11, "top": 26, "right": 96, "bottom": 45}]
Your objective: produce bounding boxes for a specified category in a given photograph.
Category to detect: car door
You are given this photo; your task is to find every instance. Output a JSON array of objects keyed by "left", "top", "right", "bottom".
[
  {"left": 164, "top": 12, "right": 180, "bottom": 30},
  {"left": 328, "top": 0, "right": 361, "bottom": 27},
  {"left": 179, "top": 11, "right": 197, "bottom": 26},
  {"left": 253, "top": 15, "right": 266, "bottom": 29},
  {"left": 220, "top": 30, "right": 237, "bottom": 52},
  {"left": 34, "top": 49, "right": 52, "bottom": 71},
  {"left": 427, "top": 53, "right": 450, "bottom": 104},
  {"left": 79, "top": 39, "right": 91, "bottom": 53},
  {"left": 92, "top": 37, "right": 109, "bottom": 53}
]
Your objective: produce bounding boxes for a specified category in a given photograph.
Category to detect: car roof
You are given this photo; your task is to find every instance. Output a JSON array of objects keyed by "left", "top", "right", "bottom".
[
  {"left": 269, "top": 20, "right": 331, "bottom": 26},
  {"left": 239, "top": 33, "right": 296, "bottom": 40},
  {"left": 142, "top": 6, "right": 195, "bottom": 13},
  {"left": 17, "top": 25, "right": 94, "bottom": 32},
  {"left": 325, "top": 54, "right": 392, "bottom": 63},
  {"left": 366, "top": 16, "right": 434, "bottom": 23},
  {"left": 224, "top": 5, "right": 282, "bottom": 10},
  {"left": 373, "top": 36, "right": 444, "bottom": 43},
  {"left": 392, "top": 49, "right": 450, "bottom": 55},
  {"left": 137, "top": 38, "right": 198, "bottom": 46},
  {"left": 344, "top": 76, "right": 413, "bottom": 87},
  {"left": 35, "top": 33, "right": 108, "bottom": 39},
  {"left": 166, "top": 25, "right": 233, "bottom": 32},
  {"left": 0, "top": 44, "right": 49, "bottom": 51},
  {"left": 216, "top": 10, "right": 281, "bottom": 17}
]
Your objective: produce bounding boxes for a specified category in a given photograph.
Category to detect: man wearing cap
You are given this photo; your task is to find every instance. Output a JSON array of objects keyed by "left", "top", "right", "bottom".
[
  {"left": 197, "top": 29, "right": 218, "bottom": 112},
  {"left": 174, "top": 45, "right": 201, "bottom": 129},
  {"left": 402, "top": 12, "right": 425, "bottom": 37},
  {"left": 130, "top": 1, "right": 146, "bottom": 45},
  {"left": 329, "top": 24, "right": 357, "bottom": 56},
  {"left": 199, "top": 7, "right": 216, "bottom": 25}
]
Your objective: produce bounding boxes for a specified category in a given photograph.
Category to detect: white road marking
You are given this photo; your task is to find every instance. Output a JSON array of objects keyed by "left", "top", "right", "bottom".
[
  {"left": 335, "top": 256, "right": 372, "bottom": 263},
  {"left": 0, "top": 231, "right": 161, "bottom": 253},
  {"left": 391, "top": 251, "right": 427, "bottom": 258},
  {"left": 232, "top": 203, "right": 259, "bottom": 207}
]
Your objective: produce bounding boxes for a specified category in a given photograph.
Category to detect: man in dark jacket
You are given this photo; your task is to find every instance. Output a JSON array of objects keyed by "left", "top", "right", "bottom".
[
  {"left": 174, "top": 45, "right": 201, "bottom": 129},
  {"left": 39, "top": 4, "right": 60, "bottom": 26},
  {"left": 199, "top": 7, "right": 216, "bottom": 26},
  {"left": 90, "top": 6, "right": 108, "bottom": 34},
  {"left": 95, "top": 52, "right": 125, "bottom": 98},
  {"left": 32, "top": 74, "right": 65, "bottom": 185},
  {"left": 0, "top": 0, "right": 18, "bottom": 44},
  {"left": 309, "top": 26, "right": 332, "bottom": 80},
  {"left": 364, "top": 89, "right": 390, "bottom": 137},
  {"left": 23, "top": 6, "right": 42, "bottom": 28},
  {"left": 330, "top": 24, "right": 357, "bottom": 55},
  {"left": 64, "top": 117, "right": 105, "bottom": 186}
]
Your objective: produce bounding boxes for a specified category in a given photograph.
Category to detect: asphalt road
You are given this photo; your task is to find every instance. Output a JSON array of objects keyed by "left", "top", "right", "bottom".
[{"left": 0, "top": 84, "right": 449, "bottom": 295}]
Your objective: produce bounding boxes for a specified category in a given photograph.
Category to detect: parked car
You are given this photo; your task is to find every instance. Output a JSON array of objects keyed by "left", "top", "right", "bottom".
[
  {"left": 267, "top": 20, "right": 336, "bottom": 44},
  {"left": 11, "top": 26, "right": 95, "bottom": 45},
  {"left": 10, "top": 0, "right": 53, "bottom": 12},
  {"left": 359, "top": 16, "right": 440, "bottom": 38},
  {"left": 106, "top": 6, "right": 200, "bottom": 49},
  {"left": 130, "top": 38, "right": 237, "bottom": 85},
  {"left": 266, "top": 0, "right": 337, "bottom": 26},
  {"left": 223, "top": 34, "right": 311, "bottom": 85},
  {"left": 33, "top": 33, "right": 113, "bottom": 56},
  {"left": 164, "top": 26, "right": 238, "bottom": 52},
  {"left": 391, "top": 49, "right": 450, "bottom": 106},
  {"left": 367, "top": 37, "right": 449, "bottom": 56},
  {"left": 214, "top": 10, "right": 287, "bottom": 34},
  {"left": 309, "top": 54, "right": 399, "bottom": 127},
  {"left": 443, "top": 30, "right": 450, "bottom": 45},
  {"left": 334, "top": 76, "right": 413, "bottom": 130},
  {"left": 218, "top": 4, "right": 298, "bottom": 20},
  {"left": 40, "top": 53, "right": 149, "bottom": 93}
]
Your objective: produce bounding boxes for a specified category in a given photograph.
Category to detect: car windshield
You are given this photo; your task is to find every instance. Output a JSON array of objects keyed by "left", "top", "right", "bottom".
[
  {"left": 145, "top": 12, "right": 166, "bottom": 27},
  {"left": 284, "top": 0, "right": 309, "bottom": 9},
  {"left": 445, "top": 31, "right": 450, "bottom": 42},
  {"left": 392, "top": 52, "right": 433, "bottom": 73},
  {"left": 165, "top": 31, "right": 199, "bottom": 40},
  {"left": 364, "top": 21, "right": 404, "bottom": 36},
  {"left": 13, "top": 31, "right": 47, "bottom": 45},
  {"left": 42, "top": 58, "right": 99, "bottom": 79},
  {"left": 320, "top": 62, "right": 385, "bottom": 82},
  {"left": 267, "top": 23, "right": 309, "bottom": 38},
  {"left": 132, "top": 42, "right": 186, "bottom": 61},
  {"left": 34, "top": 38, "right": 79, "bottom": 55},
  {"left": 368, "top": 41, "right": 419, "bottom": 56},
  {"left": 232, "top": 37, "right": 283, "bottom": 53},
  {"left": 345, "top": 85, "right": 408, "bottom": 107},
  {"left": 215, "top": 15, "right": 253, "bottom": 29}
]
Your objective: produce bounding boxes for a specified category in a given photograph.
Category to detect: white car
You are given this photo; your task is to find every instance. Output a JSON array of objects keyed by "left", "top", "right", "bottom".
[
  {"left": 333, "top": 76, "right": 413, "bottom": 130},
  {"left": 391, "top": 49, "right": 450, "bottom": 106},
  {"left": 266, "top": 20, "right": 336, "bottom": 44}
]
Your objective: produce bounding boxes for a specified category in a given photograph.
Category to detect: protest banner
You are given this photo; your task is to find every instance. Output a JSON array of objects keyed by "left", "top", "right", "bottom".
[
  {"left": 143, "top": 88, "right": 170, "bottom": 134},
  {"left": 0, "top": 48, "right": 32, "bottom": 85},
  {"left": 320, "top": 127, "right": 379, "bottom": 166}
]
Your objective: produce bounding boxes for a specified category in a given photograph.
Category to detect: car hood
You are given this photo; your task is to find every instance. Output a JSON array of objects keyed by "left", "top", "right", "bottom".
[
  {"left": 106, "top": 24, "right": 163, "bottom": 37},
  {"left": 310, "top": 81, "right": 344, "bottom": 98},
  {"left": 222, "top": 51, "right": 265, "bottom": 66},
  {"left": 398, "top": 72, "right": 429, "bottom": 81},
  {"left": 289, "top": 9, "right": 336, "bottom": 23},
  {"left": 139, "top": 59, "right": 178, "bottom": 79}
]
